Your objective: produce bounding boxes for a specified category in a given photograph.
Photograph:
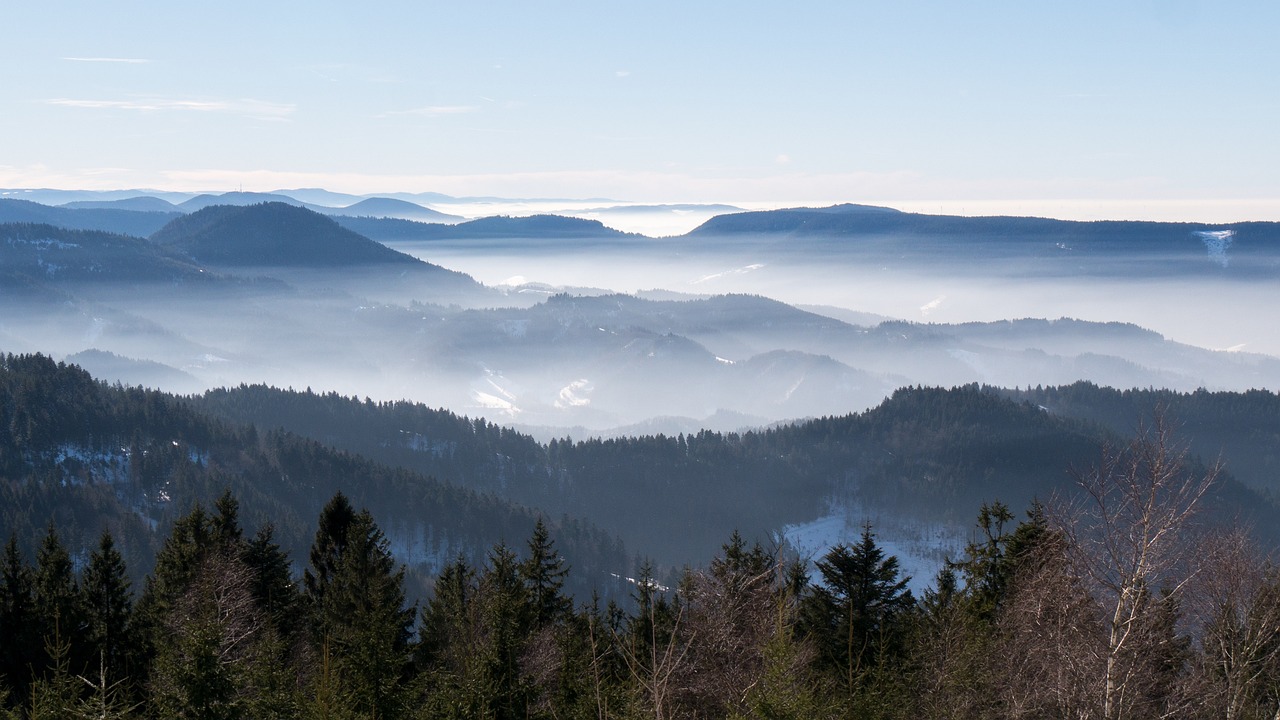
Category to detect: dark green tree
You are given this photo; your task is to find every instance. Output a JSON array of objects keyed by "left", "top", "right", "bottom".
[
  {"left": 948, "top": 501, "right": 1014, "bottom": 621},
  {"left": 0, "top": 536, "right": 36, "bottom": 711},
  {"left": 80, "top": 530, "right": 135, "bottom": 689},
  {"left": 477, "top": 542, "right": 534, "bottom": 720},
  {"left": 304, "top": 491, "right": 357, "bottom": 624},
  {"left": 242, "top": 524, "right": 302, "bottom": 648},
  {"left": 309, "top": 505, "right": 414, "bottom": 720},
  {"left": 522, "top": 519, "right": 571, "bottom": 628},
  {"left": 801, "top": 525, "right": 913, "bottom": 697},
  {"left": 210, "top": 489, "right": 244, "bottom": 548},
  {"left": 33, "top": 524, "right": 87, "bottom": 676}
]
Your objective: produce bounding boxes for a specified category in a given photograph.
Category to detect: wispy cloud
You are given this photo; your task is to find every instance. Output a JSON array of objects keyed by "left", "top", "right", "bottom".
[
  {"left": 45, "top": 97, "right": 295, "bottom": 120},
  {"left": 379, "top": 105, "right": 480, "bottom": 118},
  {"left": 62, "top": 56, "right": 150, "bottom": 64}
]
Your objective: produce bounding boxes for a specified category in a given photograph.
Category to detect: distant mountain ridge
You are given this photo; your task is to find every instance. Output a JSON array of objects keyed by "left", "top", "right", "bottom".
[
  {"left": 149, "top": 202, "right": 428, "bottom": 267},
  {"left": 336, "top": 213, "right": 637, "bottom": 242},
  {"left": 0, "top": 198, "right": 180, "bottom": 237},
  {"left": 687, "top": 203, "right": 1280, "bottom": 251}
]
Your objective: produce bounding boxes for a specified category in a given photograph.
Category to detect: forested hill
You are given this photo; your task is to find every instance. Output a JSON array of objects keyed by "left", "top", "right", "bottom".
[
  {"left": 0, "top": 223, "right": 213, "bottom": 285},
  {"left": 0, "top": 353, "right": 626, "bottom": 600},
  {"left": 192, "top": 381, "right": 1280, "bottom": 566},
  {"left": 148, "top": 202, "right": 427, "bottom": 267},
  {"left": 335, "top": 213, "right": 638, "bottom": 243},
  {"left": 687, "top": 203, "right": 1280, "bottom": 248},
  {"left": 1004, "top": 381, "right": 1280, "bottom": 496},
  {"left": 0, "top": 198, "right": 179, "bottom": 237}
]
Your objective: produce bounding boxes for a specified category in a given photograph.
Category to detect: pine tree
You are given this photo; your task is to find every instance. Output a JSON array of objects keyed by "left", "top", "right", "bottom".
[
  {"left": 522, "top": 519, "right": 571, "bottom": 628},
  {"left": 242, "top": 524, "right": 302, "bottom": 648},
  {"left": 80, "top": 530, "right": 135, "bottom": 689},
  {"left": 304, "top": 491, "right": 357, "bottom": 626},
  {"left": 478, "top": 542, "right": 534, "bottom": 720},
  {"left": 33, "top": 524, "right": 87, "bottom": 676},
  {"left": 416, "top": 556, "right": 474, "bottom": 669},
  {"left": 210, "top": 489, "right": 244, "bottom": 548},
  {"left": 0, "top": 536, "right": 36, "bottom": 705},
  {"left": 309, "top": 506, "right": 414, "bottom": 720},
  {"left": 801, "top": 525, "right": 913, "bottom": 697}
]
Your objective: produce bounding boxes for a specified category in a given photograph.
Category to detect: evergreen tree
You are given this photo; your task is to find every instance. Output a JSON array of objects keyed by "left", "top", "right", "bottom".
[
  {"left": 800, "top": 525, "right": 913, "bottom": 697},
  {"left": 81, "top": 530, "right": 135, "bottom": 688},
  {"left": 304, "top": 491, "right": 357, "bottom": 624},
  {"left": 27, "top": 622, "right": 83, "bottom": 720},
  {"left": 948, "top": 501, "right": 1014, "bottom": 621},
  {"left": 309, "top": 507, "right": 414, "bottom": 720},
  {"left": 477, "top": 542, "right": 534, "bottom": 720},
  {"left": 210, "top": 489, "right": 244, "bottom": 548},
  {"left": 416, "top": 556, "right": 474, "bottom": 669},
  {"left": 0, "top": 536, "right": 36, "bottom": 706},
  {"left": 522, "top": 519, "right": 571, "bottom": 628},
  {"left": 33, "top": 524, "right": 87, "bottom": 676},
  {"left": 242, "top": 524, "right": 302, "bottom": 648}
]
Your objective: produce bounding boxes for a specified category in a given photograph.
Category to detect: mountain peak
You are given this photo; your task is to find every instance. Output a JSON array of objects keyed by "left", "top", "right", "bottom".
[{"left": 149, "top": 202, "right": 420, "bottom": 267}]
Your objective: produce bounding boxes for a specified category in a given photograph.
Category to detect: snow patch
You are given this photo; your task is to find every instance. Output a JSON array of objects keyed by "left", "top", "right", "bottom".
[
  {"left": 555, "top": 378, "right": 593, "bottom": 408},
  {"left": 1196, "top": 229, "right": 1234, "bottom": 268},
  {"left": 692, "top": 263, "right": 766, "bottom": 284},
  {"left": 781, "top": 506, "right": 962, "bottom": 594},
  {"left": 920, "top": 295, "right": 946, "bottom": 316},
  {"left": 471, "top": 390, "right": 520, "bottom": 416}
]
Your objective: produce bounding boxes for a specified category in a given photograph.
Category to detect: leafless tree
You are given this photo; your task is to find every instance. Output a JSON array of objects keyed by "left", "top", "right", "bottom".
[
  {"left": 1184, "top": 529, "right": 1280, "bottom": 720},
  {"left": 1056, "top": 413, "right": 1217, "bottom": 720},
  {"left": 994, "top": 529, "right": 1104, "bottom": 720}
]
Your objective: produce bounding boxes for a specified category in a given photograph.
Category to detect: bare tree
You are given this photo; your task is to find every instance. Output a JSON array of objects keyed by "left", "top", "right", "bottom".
[
  {"left": 1057, "top": 414, "right": 1216, "bottom": 720},
  {"left": 994, "top": 529, "right": 1104, "bottom": 720},
  {"left": 1185, "top": 529, "right": 1280, "bottom": 720}
]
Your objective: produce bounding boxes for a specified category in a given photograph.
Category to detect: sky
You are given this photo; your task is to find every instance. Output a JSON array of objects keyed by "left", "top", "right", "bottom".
[{"left": 2, "top": 1, "right": 1278, "bottom": 221}]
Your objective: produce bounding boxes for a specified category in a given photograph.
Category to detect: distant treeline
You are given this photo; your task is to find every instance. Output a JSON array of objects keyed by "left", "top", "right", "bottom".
[{"left": 193, "top": 380, "right": 1280, "bottom": 565}]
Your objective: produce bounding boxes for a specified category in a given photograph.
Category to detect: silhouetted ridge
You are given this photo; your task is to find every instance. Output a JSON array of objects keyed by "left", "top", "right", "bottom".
[
  {"left": 687, "top": 204, "right": 1280, "bottom": 253},
  {"left": 149, "top": 202, "right": 422, "bottom": 267},
  {"left": 0, "top": 198, "right": 180, "bottom": 236}
]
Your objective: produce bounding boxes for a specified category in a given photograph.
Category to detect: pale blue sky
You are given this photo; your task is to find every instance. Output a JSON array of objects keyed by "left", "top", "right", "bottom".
[{"left": 2, "top": 1, "right": 1277, "bottom": 219}]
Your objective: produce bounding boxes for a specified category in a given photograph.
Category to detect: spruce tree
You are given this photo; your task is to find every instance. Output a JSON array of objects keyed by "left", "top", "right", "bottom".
[
  {"left": 307, "top": 505, "right": 413, "bottom": 720},
  {"left": 522, "top": 519, "right": 570, "bottom": 628},
  {"left": 81, "top": 530, "right": 135, "bottom": 688},
  {"left": 242, "top": 524, "right": 302, "bottom": 648},
  {"left": 0, "top": 536, "right": 36, "bottom": 705},
  {"left": 801, "top": 525, "right": 913, "bottom": 696},
  {"left": 33, "top": 524, "right": 87, "bottom": 676},
  {"left": 304, "top": 491, "right": 357, "bottom": 623}
]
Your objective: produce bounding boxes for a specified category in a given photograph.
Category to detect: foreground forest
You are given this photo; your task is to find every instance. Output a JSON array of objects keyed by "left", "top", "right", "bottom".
[
  {"left": 4, "top": 352, "right": 1280, "bottom": 717},
  {"left": 3, "top": 444, "right": 1280, "bottom": 719}
]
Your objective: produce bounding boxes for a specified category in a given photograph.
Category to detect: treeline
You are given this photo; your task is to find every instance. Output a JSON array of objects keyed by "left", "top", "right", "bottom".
[
  {"left": 1004, "top": 382, "right": 1280, "bottom": 497},
  {"left": 0, "top": 353, "right": 627, "bottom": 601},
  {"left": 193, "top": 382, "right": 1280, "bottom": 566},
  {"left": 4, "top": 422, "right": 1279, "bottom": 718}
]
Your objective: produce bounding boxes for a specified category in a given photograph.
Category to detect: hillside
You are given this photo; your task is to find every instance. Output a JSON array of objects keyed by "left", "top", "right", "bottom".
[
  {"left": 323, "top": 197, "right": 462, "bottom": 222},
  {"left": 0, "top": 222, "right": 212, "bottom": 285},
  {"left": 0, "top": 198, "right": 179, "bottom": 237},
  {"left": 0, "top": 353, "right": 627, "bottom": 599},
  {"left": 685, "top": 204, "right": 1280, "bottom": 277},
  {"left": 336, "top": 213, "right": 637, "bottom": 243},
  {"left": 149, "top": 202, "right": 425, "bottom": 267},
  {"left": 191, "top": 381, "right": 1280, "bottom": 566}
]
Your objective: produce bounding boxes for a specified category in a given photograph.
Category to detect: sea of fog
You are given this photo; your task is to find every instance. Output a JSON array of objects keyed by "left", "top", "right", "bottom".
[{"left": 399, "top": 243, "right": 1280, "bottom": 360}]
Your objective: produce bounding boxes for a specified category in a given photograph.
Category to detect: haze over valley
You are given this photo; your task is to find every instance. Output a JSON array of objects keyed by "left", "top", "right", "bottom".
[{"left": 3, "top": 189, "right": 1279, "bottom": 590}]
